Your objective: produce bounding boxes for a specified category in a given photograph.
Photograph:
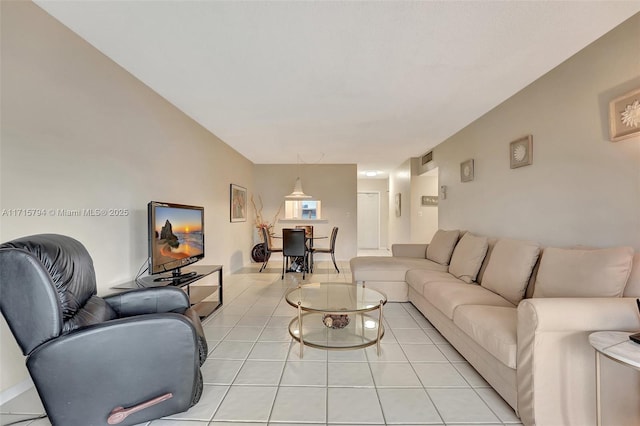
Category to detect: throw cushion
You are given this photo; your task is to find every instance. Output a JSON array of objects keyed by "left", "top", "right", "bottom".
[
  {"left": 481, "top": 239, "right": 541, "bottom": 305},
  {"left": 426, "top": 229, "right": 460, "bottom": 266},
  {"left": 532, "top": 246, "right": 634, "bottom": 298},
  {"left": 448, "top": 233, "right": 489, "bottom": 283}
]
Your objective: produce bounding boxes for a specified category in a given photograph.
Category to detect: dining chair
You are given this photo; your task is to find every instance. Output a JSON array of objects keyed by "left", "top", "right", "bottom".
[
  {"left": 311, "top": 226, "right": 339, "bottom": 273},
  {"left": 259, "top": 226, "right": 282, "bottom": 272},
  {"left": 296, "top": 225, "right": 314, "bottom": 272},
  {"left": 282, "top": 228, "right": 307, "bottom": 279}
]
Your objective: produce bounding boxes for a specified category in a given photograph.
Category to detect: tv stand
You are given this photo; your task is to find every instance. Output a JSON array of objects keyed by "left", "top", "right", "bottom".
[
  {"left": 111, "top": 265, "right": 223, "bottom": 318},
  {"left": 153, "top": 268, "right": 198, "bottom": 283}
]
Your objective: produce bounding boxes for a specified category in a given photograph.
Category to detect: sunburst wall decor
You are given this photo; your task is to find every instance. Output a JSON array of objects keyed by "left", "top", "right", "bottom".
[
  {"left": 609, "top": 88, "right": 640, "bottom": 142},
  {"left": 509, "top": 135, "right": 533, "bottom": 169}
]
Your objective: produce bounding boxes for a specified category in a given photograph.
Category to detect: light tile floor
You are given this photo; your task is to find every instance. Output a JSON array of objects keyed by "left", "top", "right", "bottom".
[{"left": 0, "top": 256, "right": 522, "bottom": 426}]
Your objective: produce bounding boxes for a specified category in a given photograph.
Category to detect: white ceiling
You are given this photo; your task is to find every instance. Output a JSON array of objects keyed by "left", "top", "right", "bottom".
[{"left": 34, "top": 1, "right": 640, "bottom": 178}]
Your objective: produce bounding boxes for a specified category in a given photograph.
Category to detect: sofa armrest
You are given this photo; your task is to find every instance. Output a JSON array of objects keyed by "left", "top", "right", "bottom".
[
  {"left": 516, "top": 297, "right": 640, "bottom": 426},
  {"left": 104, "top": 286, "right": 190, "bottom": 317},
  {"left": 391, "top": 244, "right": 428, "bottom": 258}
]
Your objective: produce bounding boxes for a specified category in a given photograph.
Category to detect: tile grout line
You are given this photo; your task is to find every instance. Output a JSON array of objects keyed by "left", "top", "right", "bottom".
[
  {"left": 265, "top": 287, "right": 298, "bottom": 425},
  {"left": 400, "top": 302, "right": 505, "bottom": 426},
  {"left": 205, "top": 277, "right": 272, "bottom": 424},
  {"left": 398, "top": 302, "right": 447, "bottom": 426},
  {"left": 365, "top": 345, "right": 389, "bottom": 425}
]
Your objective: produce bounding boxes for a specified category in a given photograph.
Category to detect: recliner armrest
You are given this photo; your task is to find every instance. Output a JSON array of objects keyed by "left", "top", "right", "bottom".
[
  {"left": 104, "top": 287, "right": 189, "bottom": 317},
  {"left": 27, "top": 314, "right": 200, "bottom": 426},
  {"left": 183, "top": 307, "right": 208, "bottom": 366}
]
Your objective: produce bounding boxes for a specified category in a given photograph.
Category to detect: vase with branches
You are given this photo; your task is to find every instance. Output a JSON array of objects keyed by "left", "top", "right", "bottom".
[{"left": 250, "top": 195, "right": 283, "bottom": 262}]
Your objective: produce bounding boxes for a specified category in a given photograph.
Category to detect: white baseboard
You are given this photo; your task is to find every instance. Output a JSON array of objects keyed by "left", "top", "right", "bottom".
[{"left": 0, "top": 377, "right": 33, "bottom": 406}]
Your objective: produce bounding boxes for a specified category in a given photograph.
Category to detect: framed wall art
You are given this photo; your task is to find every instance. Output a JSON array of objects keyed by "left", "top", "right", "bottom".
[
  {"left": 510, "top": 135, "right": 533, "bottom": 169},
  {"left": 230, "top": 184, "right": 247, "bottom": 222},
  {"left": 421, "top": 196, "right": 438, "bottom": 206},
  {"left": 609, "top": 87, "right": 640, "bottom": 142},
  {"left": 395, "top": 193, "right": 401, "bottom": 217},
  {"left": 460, "top": 159, "right": 474, "bottom": 182}
]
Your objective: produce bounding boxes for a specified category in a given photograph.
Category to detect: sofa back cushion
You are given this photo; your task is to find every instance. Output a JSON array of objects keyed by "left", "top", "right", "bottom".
[
  {"left": 475, "top": 238, "right": 497, "bottom": 285},
  {"left": 426, "top": 229, "right": 460, "bottom": 266},
  {"left": 624, "top": 253, "right": 640, "bottom": 297},
  {"left": 448, "top": 233, "right": 489, "bottom": 283},
  {"left": 532, "top": 246, "right": 634, "bottom": 298},
  {"left": 481, "top": 239, "right": 541, "bottom": 305}
]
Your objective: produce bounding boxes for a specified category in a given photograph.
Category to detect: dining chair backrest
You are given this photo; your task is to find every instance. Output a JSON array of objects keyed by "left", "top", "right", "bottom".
[
  {"left": 283, "top": 228, "right": 306, "bottom": 257},
  {"left": 329, "top": 227, "right": 339, "bottom": 250}
]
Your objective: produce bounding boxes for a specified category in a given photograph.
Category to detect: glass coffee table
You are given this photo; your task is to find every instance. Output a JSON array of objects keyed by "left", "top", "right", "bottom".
[{"left": 285, "top": 282, "right": 387, "bottom": 357}]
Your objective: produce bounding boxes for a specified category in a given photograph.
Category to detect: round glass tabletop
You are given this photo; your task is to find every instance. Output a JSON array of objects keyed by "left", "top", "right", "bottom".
[{"left": 285, "top": 282, "right": 387, "bottom": 313}]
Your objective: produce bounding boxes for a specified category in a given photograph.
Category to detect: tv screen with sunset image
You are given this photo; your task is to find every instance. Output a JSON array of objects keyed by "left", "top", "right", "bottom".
[{"left": 149, "top": 202, "right": 204, "bottom": 275}]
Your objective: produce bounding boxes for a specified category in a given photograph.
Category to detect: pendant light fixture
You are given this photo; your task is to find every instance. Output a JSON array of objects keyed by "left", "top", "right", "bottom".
[
  {"left": 285, "top": 154, "right": 318, "bottom": 199},
  {"left": 286, "top": 177, "right": 312, "bottom": 199}
]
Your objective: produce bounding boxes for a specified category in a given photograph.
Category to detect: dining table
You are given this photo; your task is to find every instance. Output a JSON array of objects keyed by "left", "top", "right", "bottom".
[{"left": 274, "top": 230, "right": 326, "bottom": 274}]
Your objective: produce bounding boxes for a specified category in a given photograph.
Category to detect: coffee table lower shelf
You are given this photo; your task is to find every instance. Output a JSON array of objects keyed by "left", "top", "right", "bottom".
[{"left": 288, "top": 312, "right": 385, "bottom": 353}]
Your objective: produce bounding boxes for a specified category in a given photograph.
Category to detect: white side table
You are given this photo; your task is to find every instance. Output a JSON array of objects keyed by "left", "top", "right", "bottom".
[{"left": 589, "top": 331, "right": 640, "bottom": 426}]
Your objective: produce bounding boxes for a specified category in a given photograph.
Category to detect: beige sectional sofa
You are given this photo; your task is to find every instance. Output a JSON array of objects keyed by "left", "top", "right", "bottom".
[{"left": 350, "top": 230, "right": 640, "bottom": 426}]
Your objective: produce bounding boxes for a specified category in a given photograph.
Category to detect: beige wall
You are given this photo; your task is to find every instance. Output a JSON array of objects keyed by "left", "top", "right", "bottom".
[
  {"left": 0, "top": 1, "right": 254, "bottom": 393},
  {"left": 410, "top": 171, "right": 439, "bottom": 243},
  {"left": 435, "top": 13, "right": 640, "bottom": 250},
  {"left": 357, "top": 178, "right": 390, "bottom": 249},
  {"left": 253, "top": 164, "right": 357, "bottom": 261},
  {"left": 388, "top": 160, "right": 412, "bottom": 244}
]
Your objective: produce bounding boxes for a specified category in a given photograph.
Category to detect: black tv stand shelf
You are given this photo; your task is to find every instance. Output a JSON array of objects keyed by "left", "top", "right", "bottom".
[{"left": 111, "top": 265, "right": 223, "bottom": 318}]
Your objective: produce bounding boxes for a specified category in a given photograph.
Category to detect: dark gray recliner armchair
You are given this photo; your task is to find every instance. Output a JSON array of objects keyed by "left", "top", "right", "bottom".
[{"left": 0, "top": 234, "right": 208, "bottom": 426}]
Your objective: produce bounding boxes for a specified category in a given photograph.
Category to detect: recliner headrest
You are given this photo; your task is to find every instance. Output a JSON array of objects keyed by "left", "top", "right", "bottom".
[{"left": 1, "top": 234, "right": 97, "bottom": 320}]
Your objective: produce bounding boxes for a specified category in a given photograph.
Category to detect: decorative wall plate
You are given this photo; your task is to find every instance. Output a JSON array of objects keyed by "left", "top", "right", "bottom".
[
  {"left": 609, "top": 88, "right": 640, "bottom": 142},
  {"left": 510, "top": 135, "right": 533, "bottom": 169},
  {"left": 460, "top": 159, "right": 474, "bottom": 182}
]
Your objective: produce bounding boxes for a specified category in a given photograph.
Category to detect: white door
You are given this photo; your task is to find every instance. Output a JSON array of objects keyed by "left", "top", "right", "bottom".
[{"left": 357, "top": 192, "right": 380, "bottom": 249}]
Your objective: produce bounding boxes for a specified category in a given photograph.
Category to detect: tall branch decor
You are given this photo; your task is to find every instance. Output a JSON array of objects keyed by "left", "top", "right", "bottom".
[{"left": 250, "top": 194, "right": 283, "bottom": 245}]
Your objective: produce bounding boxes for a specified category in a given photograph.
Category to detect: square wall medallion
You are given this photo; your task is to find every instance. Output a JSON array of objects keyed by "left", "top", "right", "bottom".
[
  {"left": 510, "top": 135, "right": 533, "bottom": 169},
  {"left": 460, "top": 159, "right": 474, "bottom": 182},
  {"left": 609, "top": 87, "right": 640, "bottom": 142}
]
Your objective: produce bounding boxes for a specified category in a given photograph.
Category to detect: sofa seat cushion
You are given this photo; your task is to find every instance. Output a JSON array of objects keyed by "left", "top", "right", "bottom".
[
  {"left": 406, "top": 270, "right": 462, "bottom": 294},
  {"left": 454, "top": 305, "right": 517, "bottom": 369},
  {"left": 422, "top": 281, "right": 515, "bottom": 320},
  {"left": 351, "top": 256, "right": 447, "bottom": 282}
]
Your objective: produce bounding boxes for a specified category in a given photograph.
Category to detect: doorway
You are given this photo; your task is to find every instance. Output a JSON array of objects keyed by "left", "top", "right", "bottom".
[{"left": 357, "top": 192, "right": 380, "bottom": 249}]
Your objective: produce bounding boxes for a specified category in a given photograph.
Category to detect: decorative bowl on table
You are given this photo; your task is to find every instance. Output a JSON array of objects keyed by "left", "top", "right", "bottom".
[{"left": 323, "top": 313, "right": 350, "bottom": 329}]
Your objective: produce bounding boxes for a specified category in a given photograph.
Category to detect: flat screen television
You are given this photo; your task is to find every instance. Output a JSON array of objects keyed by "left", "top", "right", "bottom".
[{"left": 148, "top": 201, "right": 204, "bottom": 281}]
